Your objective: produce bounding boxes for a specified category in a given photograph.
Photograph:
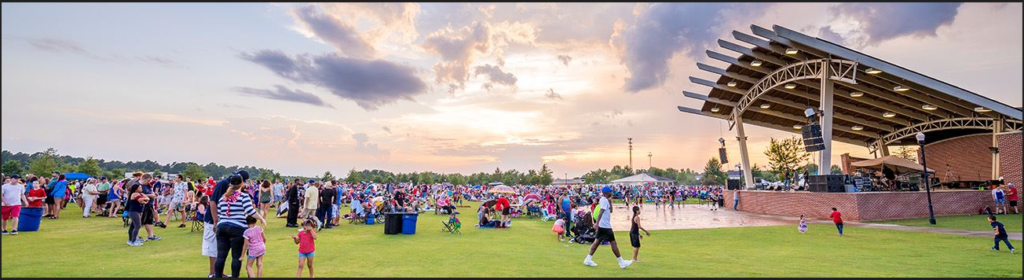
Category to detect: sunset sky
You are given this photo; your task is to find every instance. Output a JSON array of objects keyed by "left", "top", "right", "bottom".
[{"left": 2, "top": 3, "right": 1021, "bottom": 177}]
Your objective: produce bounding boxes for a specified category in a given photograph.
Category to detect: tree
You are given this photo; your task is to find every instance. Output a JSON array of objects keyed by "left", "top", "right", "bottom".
[
  {"left": 804, "top": 163, "right": 818, "bottom": 175},
  {"left": 894, "top": 146, "right": 917, "bottom": 162},
  {"left": 152, "top": 169, "right": 162, "bottom": 179},
  {"left": 764, "top": 137, "right": 809, "bottom": 178},
  {"left": 181, "top": 163, "right": 207, "bottom": 181},
  {"left": 345, "top": 168, "right": 362, "bottom": 184},
  {"left": 322, "top": 171, "right": 336, "bottom": 182},
  {"left": 539, "top": 164, "right": 554, "bottom": 185},
  {"left": 76, "top": 157, "right": 103, "bottom": 177},
  {"left": 2, "top": 160, "right": 24, "bottom": 176},
  {"left": 492, "top": 168, "right": 502, "bottom": 183},
  {"left": 830, "top": 165, "right": 843, "bottom": 175},
  {"left": 702, "top": 158, "right": 727, "bottom": 186},
  {"left": 28, "top": 148, "right": 60, "bottom": 176}
]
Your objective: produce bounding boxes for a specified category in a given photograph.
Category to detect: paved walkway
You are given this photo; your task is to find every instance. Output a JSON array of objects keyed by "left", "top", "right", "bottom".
[{"left": 737, "top": 212, "right": 1024, "bottom": 241}]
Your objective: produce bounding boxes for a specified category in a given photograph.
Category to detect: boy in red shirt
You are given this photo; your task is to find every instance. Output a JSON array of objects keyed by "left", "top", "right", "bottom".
[{"left": 829, "top": 207, "right": 844, "bottom": 237}]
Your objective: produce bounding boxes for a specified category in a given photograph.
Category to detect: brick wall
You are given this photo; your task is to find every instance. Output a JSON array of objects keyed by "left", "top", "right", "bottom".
[
  {"left": 727, "top": 190, "right": 998, "bottom": 222},
  {"left": 998, "top": 132, "right": 1021, "bottom": 199},
  {"left": 923, "top": 134, "right": 993, "bottom": 183}
]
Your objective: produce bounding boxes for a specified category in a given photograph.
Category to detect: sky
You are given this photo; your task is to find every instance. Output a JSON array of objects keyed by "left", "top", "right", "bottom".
[{"left": 2, "top": 3, "right": 1021, "bottom": 178}]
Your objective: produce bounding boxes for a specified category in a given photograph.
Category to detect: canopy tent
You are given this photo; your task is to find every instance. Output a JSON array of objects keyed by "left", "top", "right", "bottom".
[
  {"left": 850, "top": 156, "right": 935, "bottom": 174},
  {"left": 63, "top": 173, "right": 93, "bottom": 180},
  {"left": 611, "top": 173, "right": 676, "bottom": 184}
]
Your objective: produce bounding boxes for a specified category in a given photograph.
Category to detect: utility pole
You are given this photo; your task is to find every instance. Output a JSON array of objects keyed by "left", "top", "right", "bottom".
[
  {"left": 628, "top": 138, "right": 633, "bottom": 173},
  {"left": 648, "top": 152, "right": 652, "bottom": 170}
]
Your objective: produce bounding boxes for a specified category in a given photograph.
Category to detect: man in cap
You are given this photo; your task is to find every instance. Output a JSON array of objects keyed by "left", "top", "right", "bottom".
[{"left": 583, "top": 186, "right": 632, "bottom": 269}]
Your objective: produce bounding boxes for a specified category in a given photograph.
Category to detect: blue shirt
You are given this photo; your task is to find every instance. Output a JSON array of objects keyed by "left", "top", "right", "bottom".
[
  {"left": 204, "top": 178, "right": 231, "bottom": 224},
  {"left": 142, "top": 185, "right": 155, "bottom": 207},
  {"left": 51, "top": 180, "right": 68, "bottom": 198},
  {"left": 992, "top": 221, "right": 1008, "bottom": 238},
  {"left": 561, "top": 198, "right": 571, "bottom": 213}
]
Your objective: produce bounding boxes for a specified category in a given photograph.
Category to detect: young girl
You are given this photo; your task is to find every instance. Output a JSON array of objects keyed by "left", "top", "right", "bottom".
[
  {"left": 798, "top": 215, "right": 808, "bottom": 234},
  {"left": 293, "top": 218, "right": 318, "bottom": 278},
  {"left": 241, "top": 216, "right": 267, "bottom": 278},
  {"left": 629, "top": 206, "right": 651, "bottom": 262},
  {"left": 551, "top": 217, "right": 566, "bottom": 242}
]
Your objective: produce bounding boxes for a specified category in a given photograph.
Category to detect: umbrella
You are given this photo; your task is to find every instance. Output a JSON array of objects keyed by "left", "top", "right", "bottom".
[
  {"left": 524, "top": 193, "right": 542, "bottom": 201},
  {"left": 482, "top": 199, "right": 497, "bottom": 208},
  {"left": 488, "top": 185, "right": 515, "bottom": 194}
]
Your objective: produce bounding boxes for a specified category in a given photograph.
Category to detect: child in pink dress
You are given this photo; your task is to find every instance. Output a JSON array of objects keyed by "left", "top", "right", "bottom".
[
  {"left": 551, "top": 218, "right": 566, "bottom": 242},
  {"left": 241, "top": 216, "right": 267, "bottom": 278}
]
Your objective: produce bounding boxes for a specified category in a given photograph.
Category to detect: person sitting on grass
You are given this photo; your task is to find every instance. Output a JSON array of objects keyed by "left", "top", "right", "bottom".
[
  {"left": 293, "top": 218, "right": 318, "bottom": 278},
  {"left": 988, "top": 215, "right": 1015, "bottom": 254}
]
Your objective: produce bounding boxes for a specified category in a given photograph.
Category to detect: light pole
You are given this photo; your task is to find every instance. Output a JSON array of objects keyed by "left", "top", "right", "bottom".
[
  {"left": 917, "top": 132, "right": 936, "bottom": 225},
  {"left": 648, "top": 152, "right": 652, "bottom": 170},
  {"left": 628, "top": 138, "right": 633, "bottom": 173}
]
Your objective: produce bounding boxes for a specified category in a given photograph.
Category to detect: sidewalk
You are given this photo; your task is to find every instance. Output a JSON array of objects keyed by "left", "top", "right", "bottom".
[{"left": 739, "top": 212, "right": 1023, "bottom": 240}]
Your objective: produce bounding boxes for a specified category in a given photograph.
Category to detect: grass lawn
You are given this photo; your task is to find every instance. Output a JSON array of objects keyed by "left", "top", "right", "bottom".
[
  {"left": 876, "top": 214, "right": 1023, "bottom": 234},
  {"left": 2, "top": 203, "right": 1021, "bottom": 277}
]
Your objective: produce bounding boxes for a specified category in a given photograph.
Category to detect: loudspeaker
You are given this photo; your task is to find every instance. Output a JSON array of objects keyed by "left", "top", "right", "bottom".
[
  {"left": 801, "top": 124, "right": 825, "bottom": 152},
  {"left": 719, "top": 148, "right": 729, "bottom": 164},
  {"left": 808, "top": 175, "right": 845, "bottom": 192},
  {"left": 727, "top": 179, "right": 741, "bottom": 190}
]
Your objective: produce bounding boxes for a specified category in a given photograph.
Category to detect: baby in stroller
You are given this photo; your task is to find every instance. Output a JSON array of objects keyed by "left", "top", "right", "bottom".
[{"left": 571, "top": 210, "right": 596, "bottom": 244}]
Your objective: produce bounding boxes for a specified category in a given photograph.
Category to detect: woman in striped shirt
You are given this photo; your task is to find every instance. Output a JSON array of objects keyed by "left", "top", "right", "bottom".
[{"left": 214, "top": 174, "right": 267, "bottom": 278}]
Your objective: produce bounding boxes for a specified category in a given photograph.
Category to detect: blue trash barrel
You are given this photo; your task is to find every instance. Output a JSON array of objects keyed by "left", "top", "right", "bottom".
[
  {"left": 401, "top": 214, "right": 418, "bottom": 234},
  {"left": 366, "top": 213, "right": 375, "bottom": 225},
  {"left": 18, "top": 207, "right": 44, "bottom": 232}
]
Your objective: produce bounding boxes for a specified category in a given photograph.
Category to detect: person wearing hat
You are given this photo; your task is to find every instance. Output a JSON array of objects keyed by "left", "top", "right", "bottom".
[
  {"left": 583, "top": 186, "right": 633, "bottom": 269},
  {"left": 204, "top": 170, "right": 249, "bottom": 278},
  {"left": 2, "top": 175, "right": 29, "bottom": 235}
]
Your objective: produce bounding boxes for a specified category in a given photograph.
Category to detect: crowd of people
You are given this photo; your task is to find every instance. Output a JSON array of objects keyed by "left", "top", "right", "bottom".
[{"left": 3, "top": 169, "right": 1018, "bottom": 277}]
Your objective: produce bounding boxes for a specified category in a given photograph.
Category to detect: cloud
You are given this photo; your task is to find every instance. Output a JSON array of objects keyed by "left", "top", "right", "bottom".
[
  {"left": 557, "top": 54, "right": 573, "bottom": 66},
  {"left": 26, "top": 38, "right": 86, "bottom": 54},
  {"left": 612, "top": 3, "right": 767, "bottom": 92},
  {"left": 473, "top": 64, "right": 518, "bottom": 91},
  {"left": 352, "top": 132, "right": 390, "bottom": 158},
  {"left": 234, "top": 85, "right": 333, "bottom": 108},
  {"left": 830, "top": 3, "right": 961, "bottom": 46},
  {"left": 383, "top": 126, "right": 392, "bottom": 134},
  {"left": 603, "top": 109, "right": 623, "bottom": 118},
  {"left": 544, "top": 88, "right": 563, "bottom": 100},
  {"left": 422, "top": 21, "right": 491, "bottom": 92},
  {"left": 291, "top": 5, "right": 376, "bottom": 58},
  {"left": 817, "top": 26, "right": 846, "bottom": 45},
  {"left": 16, "top": 37, "right": 186, "bottom": 69},
  {"left": 240, "top": 49, "right": 426, "bottom": 110}
]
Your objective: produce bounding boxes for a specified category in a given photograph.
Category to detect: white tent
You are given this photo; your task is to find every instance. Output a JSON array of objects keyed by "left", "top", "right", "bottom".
[{"left": 611, "top": 173, "right": 676, "bottom": 184}]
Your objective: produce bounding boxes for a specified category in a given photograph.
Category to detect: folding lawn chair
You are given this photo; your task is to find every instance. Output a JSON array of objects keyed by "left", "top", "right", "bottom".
[
  {"left": 441, "top": 215, "right": 461, "bottom": 234},
  {"left": 191, "top": 211, "right": 206, "bottom": 233}
]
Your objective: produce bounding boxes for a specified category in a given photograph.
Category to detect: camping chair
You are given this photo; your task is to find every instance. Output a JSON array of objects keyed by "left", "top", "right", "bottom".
[
  {"left": 526, "top": 205, "right": 542, "bottom": 218},
  {"left": 191, "top": 210, "right": 206, "bottom": 233},
  {"left": 441, "top": 215, "right": 462, "bottom": 234}
]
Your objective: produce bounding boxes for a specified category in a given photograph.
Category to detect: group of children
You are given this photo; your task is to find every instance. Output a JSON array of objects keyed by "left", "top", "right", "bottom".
[{"left": 231, "top": 216, "right": 319, "bottom": 278}]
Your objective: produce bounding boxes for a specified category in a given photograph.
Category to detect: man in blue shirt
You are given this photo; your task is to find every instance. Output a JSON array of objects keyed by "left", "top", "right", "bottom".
[{"left": 989, "top": 215, "right": 1015, "bottom": 253}]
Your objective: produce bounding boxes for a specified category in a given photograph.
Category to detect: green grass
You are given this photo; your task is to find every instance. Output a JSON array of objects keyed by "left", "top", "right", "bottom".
[
  {"left": 877, "top": 214, "right": 1023, "bottom": 234},
  {"left": 2, "top": 203, "right": 1021, "bottom": 277}
]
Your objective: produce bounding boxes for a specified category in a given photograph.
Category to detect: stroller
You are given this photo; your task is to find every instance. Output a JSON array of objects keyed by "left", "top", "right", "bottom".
[{"left": 571, "top": 211, "right": 596, "bottom": 244}]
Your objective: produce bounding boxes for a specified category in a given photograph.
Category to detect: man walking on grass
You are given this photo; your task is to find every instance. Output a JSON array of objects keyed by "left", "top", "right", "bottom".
[{"left": 583, "top": 186, "right": 633, "bottom": 269}]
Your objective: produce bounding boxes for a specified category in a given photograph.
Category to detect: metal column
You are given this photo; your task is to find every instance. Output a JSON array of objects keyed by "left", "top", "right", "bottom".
[
  {"left": 735, "top": 116, "right": 755, "bottom": 189},
  {"left": 992, "top": 119, "right": 1003, "bottom": 180},
  {"left": 819, "top": 60, "right": 835, "bottom": 174}
]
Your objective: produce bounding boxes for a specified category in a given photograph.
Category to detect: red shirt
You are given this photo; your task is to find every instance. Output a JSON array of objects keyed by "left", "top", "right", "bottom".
[
  {"left": 27, "top": 188, "right": 46, "bottom": 207},
  {"left": 1007, "top": 188, "right": 1018, "bottom": 200},
  {"left": 496, "top": 197, "right": 510, "bottom": 211},
  {"left": 297, "top": 230, "right": 315, "bottom": 254},
  {"left": 829, "top": 211, "right": 843, "bottom": 224}
]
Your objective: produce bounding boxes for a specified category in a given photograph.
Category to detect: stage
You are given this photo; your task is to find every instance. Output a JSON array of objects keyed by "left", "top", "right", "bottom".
[{"left": 725, "top": 190, "right": 1002, "bottom": 222}]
